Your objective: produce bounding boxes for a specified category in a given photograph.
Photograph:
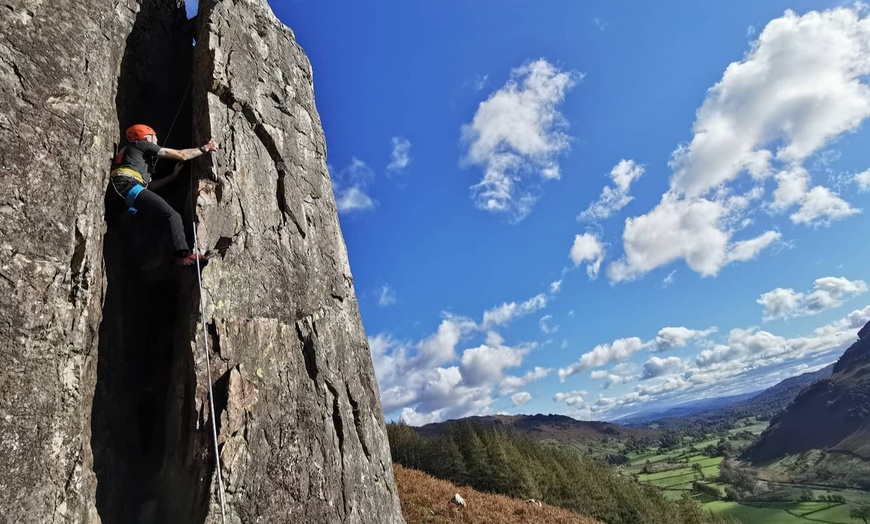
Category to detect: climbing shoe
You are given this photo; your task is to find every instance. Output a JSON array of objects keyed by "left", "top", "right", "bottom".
[{"left": 181, "top": 252, "right": 208, "bottom": 267}]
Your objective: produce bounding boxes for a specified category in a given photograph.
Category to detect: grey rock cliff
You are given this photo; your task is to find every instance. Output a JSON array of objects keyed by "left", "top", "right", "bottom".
[
  {"left": 0, "top": 1, "right": 138, "bottom": 522},
  {"left": 0, "top": 0, "right": 403, "bottom": 522},
  {"left": 190, "top": 0, "right": 403, "bottom": 521}
]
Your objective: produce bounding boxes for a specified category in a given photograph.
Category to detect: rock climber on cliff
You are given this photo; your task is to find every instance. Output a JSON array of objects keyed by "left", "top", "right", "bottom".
[{"left": 107, "top": 124, "right": 219, "bottom": 266}]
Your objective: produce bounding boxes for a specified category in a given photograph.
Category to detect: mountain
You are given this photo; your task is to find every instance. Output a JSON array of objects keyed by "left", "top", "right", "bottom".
[
  {"left": 616, "top": 391, "right": 760, "bottom": 425},
  {"left": 415, "top": 414, "right": 656, "bottom": 444},
  {"left": 742, "top": 332, "right": 870, "bottom": 463},
  {"left": 623, "top": 364, "right": 834, "bottom": 433}
]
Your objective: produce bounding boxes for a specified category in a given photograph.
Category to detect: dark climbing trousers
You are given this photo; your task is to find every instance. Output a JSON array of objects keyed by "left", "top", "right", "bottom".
[{"left": 107, "top": 176, "right": 190, "bottom": 256}]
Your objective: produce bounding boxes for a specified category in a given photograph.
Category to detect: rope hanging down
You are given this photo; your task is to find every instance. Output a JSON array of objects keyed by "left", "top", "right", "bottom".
[
  {"left": 163, "top": 79, "right": 229, "bottom": 523},
  {"left": 190, "top": 166, "right": 229, "bottom": 524}
]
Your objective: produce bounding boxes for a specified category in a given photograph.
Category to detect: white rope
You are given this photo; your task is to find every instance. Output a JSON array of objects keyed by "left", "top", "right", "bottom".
[{"left": 190, "top": 168, "right": 229, "bottom": 524}]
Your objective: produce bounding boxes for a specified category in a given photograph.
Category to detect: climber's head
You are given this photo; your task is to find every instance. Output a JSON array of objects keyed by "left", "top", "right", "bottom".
[{"left": 125, "top": 124, "right": 157, "bottom": 143}]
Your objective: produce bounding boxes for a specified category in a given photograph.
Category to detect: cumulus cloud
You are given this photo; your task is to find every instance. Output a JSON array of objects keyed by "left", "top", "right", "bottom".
[
  {"left": 642, "top": 356, "right": 686, "bottom": 379},
  {"left": 462, "top": 59, "right": 579, "bottom": 221},
  {"left": 558, "top": 337, "right": 647, "bottom": 381},
  {"left": 378, "top": 285, "right": 397, "bottom": 306},
  {"left": 758, "top": 276, "right": 868, "bottom": 320},
  {"left": 589, "top": 369, "right": 635, "bottom": 389},
  {"left": 459, "top": 343, "right": 528, "bottom": 387},
  {"left": 789, "top": 186, "right": 859, "bottom": 225},
  {"left": 482, "top": 293, "right": 548, "bottom": 329},
  {"left": 569, "top": 233, "right": 605, "bottom": 279},
  {"left": 511, "top": 392, "right": 532, "bottom": 406},
  {"left": 333, "top": 158, "right": 376, "bottom": 214},
  {"left": 387, "top": 136, "right": 411, "bottom": 172},
  {"left": 609, "top": 7, "right": 870, "bottom": 281},
  {"left": 579, "top": 159, "right": 645, "bottom": 221},
  {"left": 371, "top": 307, "right": 549, "bottom": 423},
  {"left": 554, "top": 390, "right": 588, "bottom": 406},
  {"left": 671, "top": 8, "right": 870, "bottom": 198},
  {"left": 500, "top": 366, "right": 551, "bottom": 394},
  {"left": 608, "top": 195, "right": 780, "bottom": 281},
  {"left": 653, "top": 326, "right": 717, "bottom": 352},
  {"left": 855, "top": 168, "right": 870, "bottom": 190}
]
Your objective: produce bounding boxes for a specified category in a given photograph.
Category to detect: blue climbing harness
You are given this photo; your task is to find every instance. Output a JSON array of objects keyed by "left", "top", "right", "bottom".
[{"left": 124, "top": 183, "right": 144, "bottom": 215}]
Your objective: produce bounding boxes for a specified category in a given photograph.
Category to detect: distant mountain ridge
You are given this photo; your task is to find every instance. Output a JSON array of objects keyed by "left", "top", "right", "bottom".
[
  {"left": 415, "top": 414, "right": 656, "bottom": 444},
  {"left": 621, "top": 364, "right": 834, "bottom": 433},
  {"left": 743, "top": 334, "right": 870, "bottom": 462}
]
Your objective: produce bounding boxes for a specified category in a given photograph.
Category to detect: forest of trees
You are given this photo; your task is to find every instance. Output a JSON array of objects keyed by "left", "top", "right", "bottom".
[{"left": 387, "top": 421, "right": 731, "bottom": 524}]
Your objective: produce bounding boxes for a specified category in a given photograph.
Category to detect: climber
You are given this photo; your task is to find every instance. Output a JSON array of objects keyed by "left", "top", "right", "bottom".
[{"left": 107, "top": 124, "right": 219, "bottom": 266}]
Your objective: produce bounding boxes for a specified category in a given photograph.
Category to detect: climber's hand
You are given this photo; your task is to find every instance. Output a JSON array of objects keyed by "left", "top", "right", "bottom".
[
  {"left": 202, "top": 138, "right": 219, "bottom": 153},
  {"left": 172, "top": 162, "right": 184, "bottom": 176}
]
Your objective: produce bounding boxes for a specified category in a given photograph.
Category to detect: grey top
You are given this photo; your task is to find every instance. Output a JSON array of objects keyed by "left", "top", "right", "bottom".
[{"left": 112, "top": 140, "right": 162, "bottom": 184}]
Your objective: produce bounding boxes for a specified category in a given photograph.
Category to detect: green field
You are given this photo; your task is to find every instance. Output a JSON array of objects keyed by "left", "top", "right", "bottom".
[{"left": 621, "top": 421, "right": 870, "bottom": 524}]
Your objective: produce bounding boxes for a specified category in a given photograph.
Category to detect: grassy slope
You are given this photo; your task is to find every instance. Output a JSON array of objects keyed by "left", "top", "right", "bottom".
[{"left": 394, "top": 464, "right": 601, "bottom": 524}]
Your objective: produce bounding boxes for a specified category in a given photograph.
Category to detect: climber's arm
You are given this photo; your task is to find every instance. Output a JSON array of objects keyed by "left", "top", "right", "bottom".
[{"left": 157, "top": 138, "right": 219, "bottom": 161}]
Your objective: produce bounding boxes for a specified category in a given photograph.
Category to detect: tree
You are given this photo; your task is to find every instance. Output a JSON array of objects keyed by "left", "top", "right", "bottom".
[{"left": 852, "top": 505, "right": 870, "bottom": 524}]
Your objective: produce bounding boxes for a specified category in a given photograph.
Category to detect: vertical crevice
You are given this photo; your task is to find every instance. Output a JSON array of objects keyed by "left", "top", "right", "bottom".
[
  {"left": 92, "top": 1, "right": 207, "bottom": 524},
  {"left": 346, "top": 383, "right": 371, "bottom": 461},
  {"left": 326, "top": 380, "right": 348, "bottom": 516}
]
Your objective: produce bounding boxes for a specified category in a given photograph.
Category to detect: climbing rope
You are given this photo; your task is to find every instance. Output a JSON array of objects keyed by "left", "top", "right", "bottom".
[
  {"left": 190, "top": 167, "right": 229, "bottom": 524},
  {"left": 167, "top": 79, "right": 230, "bottom": 523}
]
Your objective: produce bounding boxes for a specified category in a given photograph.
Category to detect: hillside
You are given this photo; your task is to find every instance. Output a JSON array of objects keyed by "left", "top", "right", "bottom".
[
  {"left": 743, "top": 334, "right": 870, "bottom": 463},
  {"left": 416, "top": 414, "right": 657, "bottom": 444},
  {"left": 625, "top": 364, "right": 834, "bottom": 434},
  {"left": 394, "top": 464, "right": 601, "bottom": 524}
]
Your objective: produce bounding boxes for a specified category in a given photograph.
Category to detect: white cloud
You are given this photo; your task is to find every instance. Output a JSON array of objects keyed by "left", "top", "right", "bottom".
[
  {"left": 378, "top": 285, "right": 397, "bottom": 306},
  {"left": 482, "top": 293, "right": 548, "bottom": 329},
  {"left": 462, "top": 59, "right": 579, "bottom": 221},
  {"left": 579, "top": 159, "right": 645, "bottom": 221},
  {"left": 558, "top": 337, "right": 647, "bottom": 381},
  {"left": 388, "top": 136, "right": 411, "bottom": 172},
  {"left": 610, "top": 7, "right": 870, "bottom": 280},
  {"left": 333, "top": 158, "right": 376, "bottom": 214},
  {"left": 413, "top": 317, "right": 475, "bottom": 369},
  {"left": 500, "top": 366, "right": 551, "bottom": 394},
  {"left": 549, "top": 280, "right": 563, "bottom": 294},
  {"left": 855, "top": 168, "right": 870, "bottom": 190},
  {"left": 758, "top": 276, "right": 868, "bottom": 320},
  {"left": 589, "top": 370, "right": 635, "bottom": 389},
  {"left": 771, "top": 166, "right": 810, "bottom": 210},
  {"left": 569, "top": 233, "right": 605, "bottom": 279},
  {"left": 511, "top": 392, "right": 532, "bottom": 406},
  {"left": 539, "top": 314, "right": 558, "bottom": 334},
  {"left": 654, "top": 326, "right": 716, "bottom": 352},
  {"left": 642, "top": 356, "right": 686, "bottom": 379},
  {"left": 459, "top": 343, "right": 528, "bottom": 387},
  {"left": 608, "top": 195, "right": 780, "bottom": 281},
  {"left": 790, "top": 186, "right": 859, "bottom": 225},
  {"left": 554, "top": 390, "right": 588, "bottom": 406},
  {"left": 564, "top": 305, "right": 870, "bottom": 420},
  {"left": 671, "top": 8, "right": 870, "bottom": 198}
]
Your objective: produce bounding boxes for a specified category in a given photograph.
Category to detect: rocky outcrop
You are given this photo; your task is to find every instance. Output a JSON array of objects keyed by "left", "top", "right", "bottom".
[
  {"left": 0, "top": 0, "right": 403, "bottom": 523},
  {"left": 0, "top": 1, "right": 138, "bottom": 522},
  {"left": 185, "top": 0, "right": 403, "bottom": 521}
]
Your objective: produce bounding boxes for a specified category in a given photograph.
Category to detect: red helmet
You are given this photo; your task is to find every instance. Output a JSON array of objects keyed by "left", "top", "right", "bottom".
[{"left": 125, "top": 124, "right": 157, "bottom": 142}]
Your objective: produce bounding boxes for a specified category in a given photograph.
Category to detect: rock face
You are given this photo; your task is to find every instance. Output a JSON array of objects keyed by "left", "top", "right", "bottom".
[
  {"left": 0, "top": 0, "right": 403, "bottom": 523},
  {"left": 187, "top": 0, "right": 404, "bottom": 521},
  {"left": 0, "top": 1, "right": 138, "bottom": 522}
]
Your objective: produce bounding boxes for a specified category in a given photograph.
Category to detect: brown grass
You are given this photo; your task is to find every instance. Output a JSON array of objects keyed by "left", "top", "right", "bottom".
[{"left": 394, "top": 464, "right": 602, "bottom": 524}]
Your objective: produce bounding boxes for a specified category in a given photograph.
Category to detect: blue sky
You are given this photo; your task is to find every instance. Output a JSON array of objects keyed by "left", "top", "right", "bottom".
[{"left": 189, "top": 1, "right": 870, "bottom": 423}]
